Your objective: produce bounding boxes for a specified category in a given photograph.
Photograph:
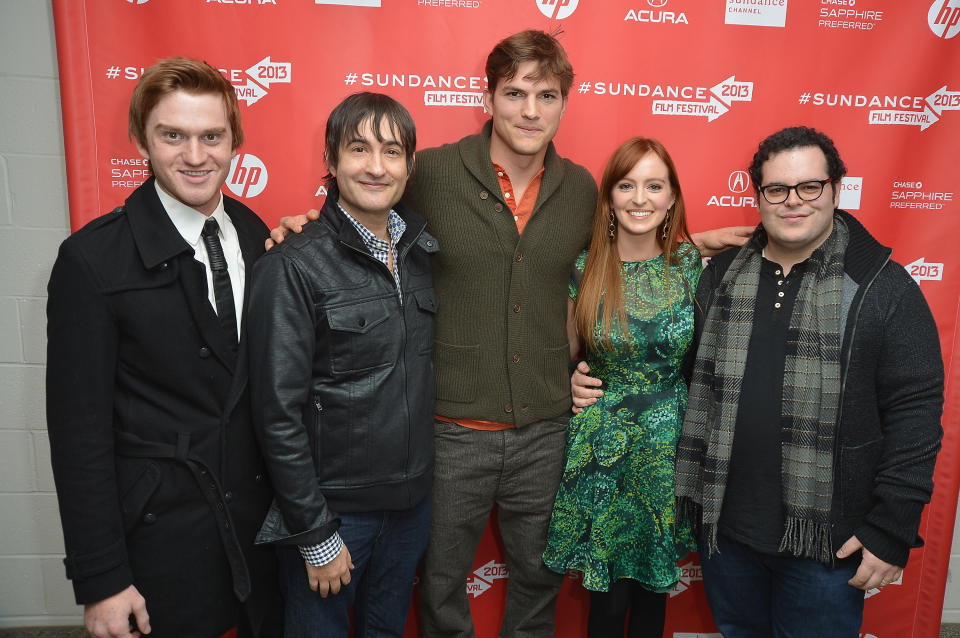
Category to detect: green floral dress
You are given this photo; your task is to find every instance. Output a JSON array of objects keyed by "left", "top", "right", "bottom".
[{"left": 543, "top": 246, "right": 701, "bottom": 593}]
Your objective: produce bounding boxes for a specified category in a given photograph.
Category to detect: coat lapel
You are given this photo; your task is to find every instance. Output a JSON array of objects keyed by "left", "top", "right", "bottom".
[{"left": 127, "top": 180, "right": 238, "bottom": 374}]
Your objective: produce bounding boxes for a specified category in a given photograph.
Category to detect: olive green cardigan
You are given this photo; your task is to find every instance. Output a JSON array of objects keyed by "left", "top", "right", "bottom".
[{"left": 404, "top": 122, "right": 598, "bottom": 426}]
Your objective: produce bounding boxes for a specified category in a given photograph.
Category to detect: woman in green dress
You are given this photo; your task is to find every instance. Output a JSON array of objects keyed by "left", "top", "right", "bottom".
[{"left": 543, "top": 137, "right": 700, "bottom": 637}]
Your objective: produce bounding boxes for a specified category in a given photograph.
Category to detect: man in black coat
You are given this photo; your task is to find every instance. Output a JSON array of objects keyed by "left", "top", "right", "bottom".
[{"left": 46, "top": 57, "right": 281, "bottom": 638}]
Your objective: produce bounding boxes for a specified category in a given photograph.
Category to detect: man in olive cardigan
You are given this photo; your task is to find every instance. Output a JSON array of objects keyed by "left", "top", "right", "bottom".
[{"left": 404, "top": 32, "right": 596, "bottom": 637}]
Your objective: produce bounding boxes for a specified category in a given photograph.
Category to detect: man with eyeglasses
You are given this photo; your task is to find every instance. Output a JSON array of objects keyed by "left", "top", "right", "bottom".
[{"left": 671, "top": 126, "right": 944, "bottom": 636}]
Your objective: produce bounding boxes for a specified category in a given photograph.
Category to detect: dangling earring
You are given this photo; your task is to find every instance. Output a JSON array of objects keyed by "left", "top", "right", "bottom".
[
  {"left": 608, "top": 209, "right": 616, "bottom": 239},
  {"left": 661, "top": 210, "right": 670, "bottom": 241}
]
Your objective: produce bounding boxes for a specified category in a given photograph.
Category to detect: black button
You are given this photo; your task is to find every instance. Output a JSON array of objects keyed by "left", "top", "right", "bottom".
[
  {"left": 358, "top": 318, "right": 366, "bottom": 327},
  {"left": 255, "top": 473, "right": 264, "bottom": 483},
  {"left": 199, "top": 346, "right": 211, "bottom": 358},
  {"left": 158, "top": 262, "right": 169, "bottom": 271},
  {"left": 143, "top": 512, "right": 156, "bottom": 524},
  {"left": 224, "top": 491, "right": 234, "bottom": 503}
]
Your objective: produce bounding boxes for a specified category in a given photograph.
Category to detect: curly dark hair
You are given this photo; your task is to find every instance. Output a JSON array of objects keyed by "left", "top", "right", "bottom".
[{"left": 748, "top": 126, "right": 847, "bottom": 193}]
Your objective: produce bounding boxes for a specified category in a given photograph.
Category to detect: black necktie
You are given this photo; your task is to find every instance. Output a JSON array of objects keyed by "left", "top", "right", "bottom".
[{"left": 201, "top": 218, "right": 238, "bottom": 344}]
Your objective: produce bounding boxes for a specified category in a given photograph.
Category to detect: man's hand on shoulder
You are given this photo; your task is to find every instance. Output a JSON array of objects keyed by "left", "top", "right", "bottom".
[
  {"left": 691, "top": 225, "right": 755, "bottom": 258},
  {"left": 84, "top": 584, "right": 150, "bottom": 638},
  {"left": 306, "top": 544, "right": 355, "bottom": 598},
  {"left": 264, "top": 209, "right": 320, "bottom": 250},
  {"left": 837, "top": 535, "right": 903, "bottom": 591}
]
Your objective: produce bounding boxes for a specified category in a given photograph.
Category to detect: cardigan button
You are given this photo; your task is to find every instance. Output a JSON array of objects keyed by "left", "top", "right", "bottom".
[
  {"left": 513, "top": 353, "right": 521, "bottom": 363},
  {"left": 479, "top": 191, "right": 489, "bottom": 200},
  {"left": 494, "top": 203, "right": 504, "bottom": 212},
  {"left": 504, "top": 403, "right": 513, "bottom": 413},
  {"left": 513, "top": 304, "right": 521, "bottom": 313},
  {"left": 515, "top": 252, "right": 523, "bottom": 262}
]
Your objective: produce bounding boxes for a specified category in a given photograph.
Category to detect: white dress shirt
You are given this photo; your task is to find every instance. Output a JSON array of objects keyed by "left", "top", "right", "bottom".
[{"left": 155, "top": 182, "right": 245, "bottom": 339}]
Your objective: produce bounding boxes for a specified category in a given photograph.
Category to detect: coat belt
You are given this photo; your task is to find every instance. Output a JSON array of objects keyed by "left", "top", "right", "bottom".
[{"left": 114, "top": 429, "right": 252, "bottom": 601}]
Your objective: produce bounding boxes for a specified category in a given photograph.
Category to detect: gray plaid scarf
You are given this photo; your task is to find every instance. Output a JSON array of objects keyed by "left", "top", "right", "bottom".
[{"left": 676, "top": 214, "right": 849, "bottom": 564}]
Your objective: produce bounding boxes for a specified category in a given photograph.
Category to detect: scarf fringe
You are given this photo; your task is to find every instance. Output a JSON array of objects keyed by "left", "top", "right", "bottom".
[
  {"left": 677, "top": 496, "right": 721, "bottom": 558},
  {"left": 676, "top": 497, "right": 701, "bottom": 534},
  {"left": 778, "top": 516, "right": 833, "bottom": 564}
]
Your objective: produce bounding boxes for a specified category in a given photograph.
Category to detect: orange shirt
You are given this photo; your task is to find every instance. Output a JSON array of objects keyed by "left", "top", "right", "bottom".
[{"left": 436, "top": 163, "right": 546, "bottom": 432}]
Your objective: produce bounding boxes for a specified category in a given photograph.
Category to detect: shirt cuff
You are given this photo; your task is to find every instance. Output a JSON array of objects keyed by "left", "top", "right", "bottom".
[{"left": 299, "top": 532, "right": 343, "bottom": 567}]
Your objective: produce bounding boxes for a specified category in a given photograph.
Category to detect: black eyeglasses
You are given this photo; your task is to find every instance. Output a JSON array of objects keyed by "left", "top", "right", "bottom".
[{"left": 759, "top": 179, "right": 833, "bottom": 204}]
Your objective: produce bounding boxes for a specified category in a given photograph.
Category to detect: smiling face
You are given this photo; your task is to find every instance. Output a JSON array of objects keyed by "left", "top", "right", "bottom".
[
  {"left": 483, "top": 60, "right": 567, "bottom": 166},
  {"left": 135, "top": 89, "right": 234, "bottom": 216},
  {"left": 611, "top": 152, "right": 675, "bottom": 258},
  {"left": 757, "top": 145, "right": 838, "bottom": 268},
  {"left": 329, "top": 116, "right": 410, "bottom": 223}
]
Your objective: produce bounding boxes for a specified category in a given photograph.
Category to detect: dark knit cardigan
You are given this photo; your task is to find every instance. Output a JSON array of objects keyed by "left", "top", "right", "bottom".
[
  {"left": 695, "top": 210, "right": 944, "bottom": 566},
  {"left": 404, "top": 121, "right": 598, "bottom": 426}
]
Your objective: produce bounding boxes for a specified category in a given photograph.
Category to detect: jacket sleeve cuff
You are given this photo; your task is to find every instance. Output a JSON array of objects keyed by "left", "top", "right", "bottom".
[
  {"left": 70, "top": 560, "right": 134, "bottom": 606},
  {"left": 299, "top": 532, "right": 343, "bottom": 566},
  {"left": 852, "top": 522, "right": 915, "bottom": 568}
]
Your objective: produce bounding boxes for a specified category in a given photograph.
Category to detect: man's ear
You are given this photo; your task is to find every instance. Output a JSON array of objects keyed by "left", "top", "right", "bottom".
[
  {"left": 325, "top": 152, "right": 336, "bottom": 178},
  {"left": 135, "top": 137, "right": 150, "bottom": 161},
  {"left": 482, "top": 90, "right": 493, "bottom": 115}
]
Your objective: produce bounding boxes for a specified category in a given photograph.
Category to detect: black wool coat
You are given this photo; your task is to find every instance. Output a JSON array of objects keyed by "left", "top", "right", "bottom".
[{"left": 46, "top": 178, "right": 281, "bottom": 637}]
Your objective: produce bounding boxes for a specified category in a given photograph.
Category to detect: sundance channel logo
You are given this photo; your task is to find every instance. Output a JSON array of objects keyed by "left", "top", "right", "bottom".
[{"left": 725, "top": 0, "right": 787, "bottom": 27}]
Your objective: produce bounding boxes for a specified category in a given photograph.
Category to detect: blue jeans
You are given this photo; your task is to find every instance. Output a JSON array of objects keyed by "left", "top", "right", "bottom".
[
  {"left": 278, "top": 496, "right": 431, "bottom": 638},
  {"left": 700, "top": 534, "right": 865, "bottom": 638}
]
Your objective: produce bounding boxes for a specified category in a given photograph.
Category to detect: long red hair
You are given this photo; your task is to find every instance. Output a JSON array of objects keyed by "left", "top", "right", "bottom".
[{"left": 575, "top": 137, "right": 693, "bottom": 352}]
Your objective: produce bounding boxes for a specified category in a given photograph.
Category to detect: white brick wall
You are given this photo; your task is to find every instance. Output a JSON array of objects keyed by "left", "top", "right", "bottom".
[
  {"left": 0, "top": 0, "right": 80, "bottom": 627},
  {"left": 0, "top": 0, "right": 958, "bottom": 630}
]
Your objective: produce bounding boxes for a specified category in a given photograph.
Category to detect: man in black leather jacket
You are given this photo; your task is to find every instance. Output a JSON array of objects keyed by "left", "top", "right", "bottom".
[{"left": 247, "top": 92, "right": 439, "bottom": 637}]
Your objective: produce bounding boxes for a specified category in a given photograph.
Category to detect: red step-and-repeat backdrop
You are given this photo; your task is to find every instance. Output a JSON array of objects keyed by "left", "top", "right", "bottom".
[{"left": 52, "top": 1, "right": 960, "bottom": 636}]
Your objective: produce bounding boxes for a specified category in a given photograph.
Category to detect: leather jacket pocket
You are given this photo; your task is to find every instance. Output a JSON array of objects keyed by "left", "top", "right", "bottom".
[
  {"left": 116, "top": 458, "right": 162, "bottom": 533},
  {"left": 411, "top": 289, "right": 439, "bottom": 355},
  {"left": 325, "top": 298, "right": 394, "bottom": 372}
]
